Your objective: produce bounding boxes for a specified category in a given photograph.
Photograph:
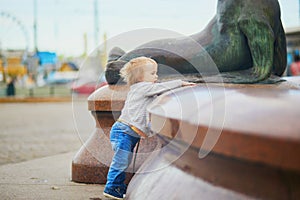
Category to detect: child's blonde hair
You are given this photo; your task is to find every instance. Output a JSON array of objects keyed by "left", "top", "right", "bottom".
[{"left": 120, "top": 57, "right": 157, "bottom": 85}]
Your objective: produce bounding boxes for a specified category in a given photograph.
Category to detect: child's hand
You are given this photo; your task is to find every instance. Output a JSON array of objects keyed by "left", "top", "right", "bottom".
[{"left": 181, "top": 81, "right": 196, "bottom": 86}]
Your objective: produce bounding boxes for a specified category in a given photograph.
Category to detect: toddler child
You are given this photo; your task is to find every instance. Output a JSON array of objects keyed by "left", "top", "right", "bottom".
[{"left": 103, "top": 56, "right": 195, "bottom": 200}]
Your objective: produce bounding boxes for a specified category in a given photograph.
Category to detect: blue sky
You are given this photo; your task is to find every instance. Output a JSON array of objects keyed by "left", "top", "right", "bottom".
[{"left": 0, "top": 0, "right": 299, "bottom": 56}]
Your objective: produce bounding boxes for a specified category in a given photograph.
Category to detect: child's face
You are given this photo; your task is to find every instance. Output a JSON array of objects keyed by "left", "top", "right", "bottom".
[{"left": 143, "top": 63, "right": 158, "bottom": 83}]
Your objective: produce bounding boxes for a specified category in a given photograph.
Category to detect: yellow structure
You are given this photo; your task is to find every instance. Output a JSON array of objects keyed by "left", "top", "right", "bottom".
[
  {"left": 0, "top": 59, "right": 3, "bottom": 72},
  {"left": 60, "top": 63, "right": 73, "bottom": 72},
  {"left": 59, "top": 62, "right": 79, "bottom": 72},
  {"left": 0, "top": 57, "right": 27, "bottom": 78}
]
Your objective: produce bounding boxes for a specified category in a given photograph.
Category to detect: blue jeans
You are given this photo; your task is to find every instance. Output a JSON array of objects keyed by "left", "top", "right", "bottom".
[{"left": 104, "top": 121, "right": 140, "bottom": 195}]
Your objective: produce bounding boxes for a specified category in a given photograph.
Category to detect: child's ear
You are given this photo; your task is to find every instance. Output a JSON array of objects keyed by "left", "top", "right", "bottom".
[{"left": 139, "top": 75, "right": 144, "bottom": 82}]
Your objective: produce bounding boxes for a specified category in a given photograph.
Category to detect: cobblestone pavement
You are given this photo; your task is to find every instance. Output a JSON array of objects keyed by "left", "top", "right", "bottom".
[{"left": 0, "top": 100, "right": 95, "bottom": 165}]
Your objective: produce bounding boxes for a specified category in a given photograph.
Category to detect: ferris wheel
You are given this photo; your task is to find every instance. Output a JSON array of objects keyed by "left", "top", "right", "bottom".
[{"left": 0, "top": 11, "right": 30, "bottom": 52}]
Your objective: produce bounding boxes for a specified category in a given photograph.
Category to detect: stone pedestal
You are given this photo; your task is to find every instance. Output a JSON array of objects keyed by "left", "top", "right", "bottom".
[
  {"left": 71, "top": 85, "right": 161, "bottom": 184},
  {"left": 126, "top": 77, "right": 300, "bottom": 199}
]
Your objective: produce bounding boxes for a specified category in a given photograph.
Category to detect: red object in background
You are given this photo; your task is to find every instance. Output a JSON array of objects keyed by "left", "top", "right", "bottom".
[
  {"left": 71, "top": 82, "right": 107, "bottom": 94},
  {"left": 290, "top": 61, "right": 300, "bottom": 76}
]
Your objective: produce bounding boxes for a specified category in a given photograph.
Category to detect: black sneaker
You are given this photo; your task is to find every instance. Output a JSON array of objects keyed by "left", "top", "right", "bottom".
[{"left": 103, "top": 187, "right": 124, "bottom": 200}]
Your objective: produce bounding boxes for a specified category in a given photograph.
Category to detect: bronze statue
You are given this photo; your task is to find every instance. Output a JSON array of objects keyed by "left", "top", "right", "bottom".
[{"left": 105, "top": 0, "right": 287, "bottom": 84}]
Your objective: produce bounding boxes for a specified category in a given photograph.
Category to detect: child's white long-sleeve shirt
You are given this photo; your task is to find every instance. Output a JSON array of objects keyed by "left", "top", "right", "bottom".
[{"left": 118, "top": 79, "right": 182, "bottom": 136}]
